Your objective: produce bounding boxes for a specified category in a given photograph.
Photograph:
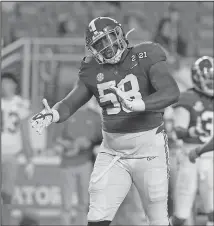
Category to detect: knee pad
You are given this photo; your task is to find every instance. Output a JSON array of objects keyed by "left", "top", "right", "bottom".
[
  {"left": 170, "top": 216, "right": 186, "bottom": 226},
  {"left": 146, "top": 168, "right": 168, "bottom": 202},
  {"left": 208, "top": 212, "right": 214, "bottom": 223},
  {"left": 88, "top": 221, "right": 111, "bottom": 226}
]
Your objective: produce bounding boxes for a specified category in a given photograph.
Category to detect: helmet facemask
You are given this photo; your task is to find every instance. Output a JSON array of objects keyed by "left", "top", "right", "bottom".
[
  {"left": 201, "top": 67, "right": 214, "bottom": 96},
  {"left": 87, "top": 26, "right": 127, "bottom": 64},
  {"left": 192, "top": 56, "right": 214, "bottom": 97}
]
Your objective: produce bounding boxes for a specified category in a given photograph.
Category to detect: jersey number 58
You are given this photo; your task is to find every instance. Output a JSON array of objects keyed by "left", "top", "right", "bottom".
[{"left": 97, "top": 74, "right": 142, "bottom": 115}]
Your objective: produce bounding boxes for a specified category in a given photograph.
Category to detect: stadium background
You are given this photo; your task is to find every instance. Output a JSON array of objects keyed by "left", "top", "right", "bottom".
[{"left": 1, "top": 1, "right": 213, "bottom": 225}]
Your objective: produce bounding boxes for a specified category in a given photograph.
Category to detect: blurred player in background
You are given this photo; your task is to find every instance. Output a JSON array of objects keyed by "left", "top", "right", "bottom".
[
  {"left": 1, "top": 72, "right": 34, "bottom": 226},
  {"left": 188, "top": 137, "right": 214, "bottom": 163},
  {"left": 31, "top": 17, "right": 180, "bottom": 225},
  {"left": 170, "top": 56, "right": 214, "bottom": 226}
]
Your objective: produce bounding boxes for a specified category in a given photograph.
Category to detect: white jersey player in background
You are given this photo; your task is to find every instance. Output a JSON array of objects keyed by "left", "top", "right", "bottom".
[{"left": 1, "top": 72, "right": 34, "bottom": 226}]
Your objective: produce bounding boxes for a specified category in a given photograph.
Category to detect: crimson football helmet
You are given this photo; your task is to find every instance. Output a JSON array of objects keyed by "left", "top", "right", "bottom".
[
  {"left": 191, "top": 56, "right": 214, "bottom": 96},
  {"left": 85, "top": 17, "right": 128, "bottom": 64}
]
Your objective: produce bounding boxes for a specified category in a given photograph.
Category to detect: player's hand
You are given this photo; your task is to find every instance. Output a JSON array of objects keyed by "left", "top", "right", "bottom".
[
  {"left": 188, "top": 147, "right": 201, "bottom": 163},
  {"left": 31, "top": 99, "right": 54, "bottom": 135},
  {"left": 109, "top": 86, "right": 145, "bottom": 112},
  {"left": 109, "top": 86, "right": 133, "bottom": 110}
]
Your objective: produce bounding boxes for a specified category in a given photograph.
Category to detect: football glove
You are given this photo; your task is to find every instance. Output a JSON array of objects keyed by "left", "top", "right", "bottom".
[
  {"left": 31, "top": 99, "right": 59, "bottom": 135},
  {"left": 109, "top": 86, "right": 145, "bottom": 112},
  {"left": 188, "top": 147, "right": 201, "bottom": 163}
]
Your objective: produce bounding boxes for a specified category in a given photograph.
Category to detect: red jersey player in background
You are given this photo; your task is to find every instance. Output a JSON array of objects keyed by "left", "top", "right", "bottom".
[
  {"left": 170, "top": 56, "right": 214, "bottom": 226},
  {"left": 1, "top": 72, "right": 34, "bottom": 226},
  {"left": 31, "top": 17, "right": 180, "bottom": 226}
]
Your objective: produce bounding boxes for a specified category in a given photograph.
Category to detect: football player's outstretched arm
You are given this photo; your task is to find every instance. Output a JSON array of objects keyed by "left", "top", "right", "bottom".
[
  {"left": 31, "top": 78, "right": 93, "bottom": 134},
  {"left": 52, "top": 79, "right": 93, "bottom": 122},
  {"left": 144, "top": 60, "right": 180, "bottom": 111}
]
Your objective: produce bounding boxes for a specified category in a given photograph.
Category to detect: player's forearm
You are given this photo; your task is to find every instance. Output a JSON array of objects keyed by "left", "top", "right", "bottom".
[
  {"left": 52, "top": 79, "right": 93, "bottom": 123},
  {"left": 143, "top": 87, "right": 180, "bottom": 111},
  {"left": 198, "top": 137, "right": 214, "bottom": 156},
  {"left": 52, "top": 100, "right": 76, "bottom": 123}
]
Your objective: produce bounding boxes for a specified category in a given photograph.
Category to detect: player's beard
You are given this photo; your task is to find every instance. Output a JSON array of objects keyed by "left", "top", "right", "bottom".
[{"left": 102, "top": 44, "right": 118, "bottom": 59}]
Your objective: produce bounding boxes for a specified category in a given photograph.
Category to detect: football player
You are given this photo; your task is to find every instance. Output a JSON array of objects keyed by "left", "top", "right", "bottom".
[
  {"left": 31, "top": 17, "right": 180, "bottom": 226},
  {"left": 188, "top": 137, "right": 214, "bottom": 163},
  {"left": 1, "top": 72, "right": 34, "bottom": 225},
  {"left": 170, "top": 56, "right": 214, "bottom": 226}
]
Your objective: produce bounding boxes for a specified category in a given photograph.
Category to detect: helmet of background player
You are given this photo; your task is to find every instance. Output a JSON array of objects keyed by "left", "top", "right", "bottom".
[
  {"left": 85, "top": 17, "right": 128, "bottom": 64},
  {"left": 191, "top": 56, "right": 214, "bottom": 96}
]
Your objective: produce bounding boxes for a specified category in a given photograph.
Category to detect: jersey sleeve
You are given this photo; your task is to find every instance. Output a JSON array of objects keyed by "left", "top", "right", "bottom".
[
  {"left": 78, "top": 57, "right": 89, "bottom": 79},
  {"left": 136, "top": 42, "right": 167, "bottom": 73},
  {"left": 78, "top": 55, "right": 97, "bottom": 86}
]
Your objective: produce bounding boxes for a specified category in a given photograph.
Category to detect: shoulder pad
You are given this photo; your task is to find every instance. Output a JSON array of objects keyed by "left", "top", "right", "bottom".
[
  {"left": 79, "top": 55, "right": 98, "bottom": 79},
  {"left": 133, "top": 42, "right": 166, "bottom": 71},
  {"left": 133, "top": 42, "right": 165, "bottom": 55},
  {"left": 82, "top": 55, "right": 96, "bottom": 64},
  {"left": 79, "top": 55, "right": 97, "bottom": 71}
]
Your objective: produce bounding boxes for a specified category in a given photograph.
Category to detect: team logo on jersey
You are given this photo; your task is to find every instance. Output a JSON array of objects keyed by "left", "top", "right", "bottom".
[
  {"left": 96, "top": 73, "right": 104, "bottom": 82},
  {"left": 193, "top": 101, "right": 204, "bottom": 112}
]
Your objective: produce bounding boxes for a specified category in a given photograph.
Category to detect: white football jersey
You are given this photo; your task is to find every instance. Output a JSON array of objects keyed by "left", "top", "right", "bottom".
[{"left": 1, "top": 95, "right": 30, "bottom": 155}]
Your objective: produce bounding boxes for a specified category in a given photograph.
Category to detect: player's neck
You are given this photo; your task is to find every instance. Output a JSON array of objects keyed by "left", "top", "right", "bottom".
[{"left": 117, "top": 48, "right": 131, "bottom": 64}]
